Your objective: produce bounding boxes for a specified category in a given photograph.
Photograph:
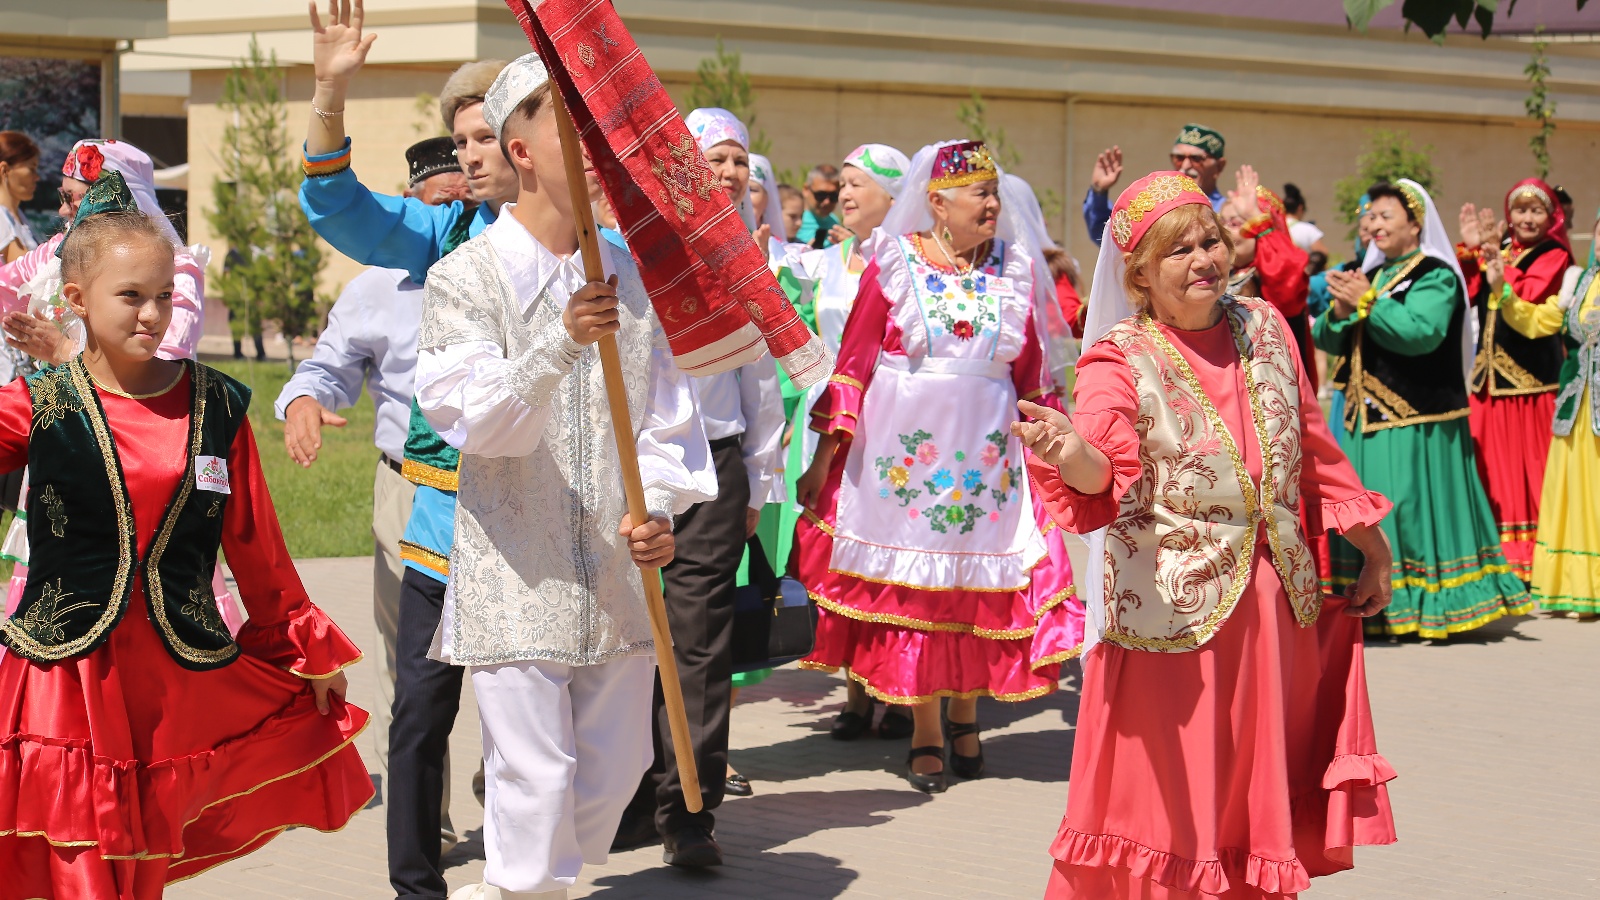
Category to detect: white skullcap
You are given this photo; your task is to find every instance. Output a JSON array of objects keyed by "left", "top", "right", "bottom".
[{"left": 482, "top": 52, "right": 551, "bottom": 141}]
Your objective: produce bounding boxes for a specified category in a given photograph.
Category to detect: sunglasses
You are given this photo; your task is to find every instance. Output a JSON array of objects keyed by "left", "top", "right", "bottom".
[
  {"left": 810, "top": 189, "right": 839, "bottom": 203},
  {"left": 58, "top": 187, "right": 85, "bottom": 208},
  {"left": 1170, "top": 152, "right": 1211, "bottom": 166}
]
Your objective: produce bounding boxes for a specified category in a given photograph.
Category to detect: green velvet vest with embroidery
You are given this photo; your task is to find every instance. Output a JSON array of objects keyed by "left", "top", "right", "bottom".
[
  {"left": 0, "top": 359, "right": 251, "bottom": 669},
  {"left": 396, "top": 202, "right": 477, "bottom": 492}
]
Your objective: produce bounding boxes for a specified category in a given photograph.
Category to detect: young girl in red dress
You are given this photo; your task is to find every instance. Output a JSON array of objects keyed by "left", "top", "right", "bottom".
[{"left": 0, "top": 179, "right": 372, "bottom": 898}]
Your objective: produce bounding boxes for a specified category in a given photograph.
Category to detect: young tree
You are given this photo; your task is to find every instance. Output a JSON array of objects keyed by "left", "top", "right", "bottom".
[
  {"left": 206, "top": 36, "right": 327, "bottom": 369},
  {"left": 688, "top": 37, "right": 771, "bottom": 155},
  {"left": 1525, "top": 28, "right": 1557, "bottom": 180},
  {"left": 1333, "top": 128, "right": 1441, "bottom": 230},
  {"left": 956, "top": 91, "right": 1064, "bottom": 228}
]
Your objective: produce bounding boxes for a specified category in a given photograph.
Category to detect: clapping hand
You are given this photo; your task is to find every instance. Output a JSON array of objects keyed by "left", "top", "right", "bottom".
[
  {"left": 828, "top": 223, "right": 855, "bottom": 246},
  {"left": 1483, "top": 250, "right": 1506, "bottom": 297},
  {"left": 1459, "top": 203, "right": 1484, "bottom": 248},
  {"left": 1324, "top": 268, "right": 1373, "bottom": 320}
]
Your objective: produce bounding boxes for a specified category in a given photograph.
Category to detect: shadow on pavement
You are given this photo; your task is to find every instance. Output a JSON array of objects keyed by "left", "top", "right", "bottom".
[
  {"left": 732, "top": 662, "right": 1081, "bottom": 786},
  {"left": 587, "top": 787, "right": 931, "bottom": 898}
]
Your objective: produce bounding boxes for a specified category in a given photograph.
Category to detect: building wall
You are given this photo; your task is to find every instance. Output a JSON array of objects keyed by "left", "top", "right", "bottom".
[{"left": 175, "top": 6, "right": 1600, "bottom": 340}]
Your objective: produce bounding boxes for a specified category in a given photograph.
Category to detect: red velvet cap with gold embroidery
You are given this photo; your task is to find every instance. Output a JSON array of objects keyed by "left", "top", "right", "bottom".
[
  {"left": 928, "top": 140, "right": 998, "bottom": 191},
  {"left": 1108, "top": 170, "right": 1208, "bottom": 251}
]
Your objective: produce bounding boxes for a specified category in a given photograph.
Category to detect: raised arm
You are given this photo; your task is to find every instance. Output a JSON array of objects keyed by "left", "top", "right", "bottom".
[{"left": 305, "top": 0, "right": 377, "bottom": 159}]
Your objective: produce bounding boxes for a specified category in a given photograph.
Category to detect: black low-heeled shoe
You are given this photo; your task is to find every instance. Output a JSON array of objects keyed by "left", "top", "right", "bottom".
[
  {"left": 878, "top": 706, "right": 914, "bottom": 740},
  {"left": 945, "top": 718, "right": 985, "bottom": 780},
  {"left": 724, "top": 773, "right": 753, "bottom": 797},
  {"left": 906, "top": 745, "right": 947, "bottom": 793},
  {"left": 830, "top": 697, "right": 877, "bottom": 741}
]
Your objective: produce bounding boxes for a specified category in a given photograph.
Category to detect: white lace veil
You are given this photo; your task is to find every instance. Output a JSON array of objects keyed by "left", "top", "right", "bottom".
[
  {"left": 1001, "top": 173, "right": 1079, "bottom": 387},
  {"left": 1360, "top": 178, "right": 1478, "bottom": 384}
]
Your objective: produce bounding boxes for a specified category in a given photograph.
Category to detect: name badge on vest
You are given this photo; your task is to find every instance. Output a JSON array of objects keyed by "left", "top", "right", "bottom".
[{"left": 196, "top": 456, "right": 231, "bottom": 494}]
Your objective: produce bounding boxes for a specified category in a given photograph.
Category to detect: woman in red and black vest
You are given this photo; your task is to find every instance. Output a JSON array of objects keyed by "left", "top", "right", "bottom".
[{"left": 1458, "top": 179, "right": 1573, "bottom": 581}]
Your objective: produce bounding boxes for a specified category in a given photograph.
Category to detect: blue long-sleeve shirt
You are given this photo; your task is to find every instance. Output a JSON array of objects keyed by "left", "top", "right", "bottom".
[
  {"left": 300, "top": 138, "right": 498, "bottom": 583},
  {"left": 300, "top": 138, "right": 495, "bottom": 286}
]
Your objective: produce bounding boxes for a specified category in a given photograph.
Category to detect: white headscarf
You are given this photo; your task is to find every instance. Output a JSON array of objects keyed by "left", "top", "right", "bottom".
[
  {"left": 842, "top": 143, "right": 911, "bottom": 200},
  {"left": 1001, "top": 173, "right": 1079, "bottom": 384},
  {"left": 64, "top": 140, "right": 182, "bottom": 248},
  {"left": 747, "top": 153, "right": 787, "bottom": 243},
  {"left": 686, "top": 107, "right": 755, "bottom": 230},
  {"left": 1360, "top": 178, "right": 1478, "bottom": 384}
]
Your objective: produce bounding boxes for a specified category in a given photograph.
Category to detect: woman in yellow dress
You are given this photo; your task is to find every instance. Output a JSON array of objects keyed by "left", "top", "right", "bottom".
[{"left": 1488, "top": 209, "right": 1600, "bottom": 617}]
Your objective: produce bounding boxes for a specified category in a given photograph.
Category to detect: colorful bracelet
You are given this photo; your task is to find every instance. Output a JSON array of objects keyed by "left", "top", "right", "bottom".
[{"left": 302, "top": 142, "right": 352, "bottom": 179}]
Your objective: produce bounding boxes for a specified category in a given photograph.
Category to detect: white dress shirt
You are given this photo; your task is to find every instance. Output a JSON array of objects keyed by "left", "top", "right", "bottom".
[
  {"left": 413, "top": 207, "right": 716, "bottom": 667},
  {"left": 693, "top": 361, "right": 786, "bottom": 509},
  {"left": 274, "top": 267, "right": 420, "bottom": 460}
]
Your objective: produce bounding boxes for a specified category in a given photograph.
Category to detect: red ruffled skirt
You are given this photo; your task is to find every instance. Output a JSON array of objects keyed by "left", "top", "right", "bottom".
[
  {"left": 1045, "top": 547, "right": 1396, "bottom": 899},
  {"left": 0, "top": 589, "right": 373, "bottom": 899},
  {"left": 795, "top": 455, "right": 1084, "bottom": 703},
  {"left": 1469, "top": 388, "right": 1555, "bottom": 581}
]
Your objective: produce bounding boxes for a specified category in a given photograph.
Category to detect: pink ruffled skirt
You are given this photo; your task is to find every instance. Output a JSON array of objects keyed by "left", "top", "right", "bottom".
[
  {"left": 1045, "top": 546, "right": 1396, "bottom": 899},
  {"left": 797, "top": 486, "right": 1085, "bottom": 703}
]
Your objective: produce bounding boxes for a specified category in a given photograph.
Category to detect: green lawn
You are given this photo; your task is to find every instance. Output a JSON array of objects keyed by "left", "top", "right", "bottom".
[{"left": 208, "top": 357, "right": 378, "bottom": 558}]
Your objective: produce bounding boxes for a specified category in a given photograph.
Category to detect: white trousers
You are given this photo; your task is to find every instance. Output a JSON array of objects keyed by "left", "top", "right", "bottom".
[{"left": 472, "top": 654, "right": 656, "bottom": 895}]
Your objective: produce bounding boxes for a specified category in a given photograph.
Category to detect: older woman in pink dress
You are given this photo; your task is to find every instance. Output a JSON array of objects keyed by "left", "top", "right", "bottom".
[{"left": 1016, "top": 172, "right": 1398, "bottom": 898}]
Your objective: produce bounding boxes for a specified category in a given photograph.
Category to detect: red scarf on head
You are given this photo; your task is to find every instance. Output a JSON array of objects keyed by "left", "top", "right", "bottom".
[
  {"left": 1503, "top": 177, "right": 1570, "bottom": 256},
  {"left": 504, "top": 0, "right": 830, "bottom": 389}
]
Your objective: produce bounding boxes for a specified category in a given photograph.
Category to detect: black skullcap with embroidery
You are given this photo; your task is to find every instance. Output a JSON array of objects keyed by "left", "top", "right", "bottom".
[{"left": 406, "top": 136, "right": 460, "bottom": 187}]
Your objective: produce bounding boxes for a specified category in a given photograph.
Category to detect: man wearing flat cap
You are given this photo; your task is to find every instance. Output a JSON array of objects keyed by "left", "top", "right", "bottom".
[{"left": 1082, "top": 123, "right": 1228, "bottom": 246}]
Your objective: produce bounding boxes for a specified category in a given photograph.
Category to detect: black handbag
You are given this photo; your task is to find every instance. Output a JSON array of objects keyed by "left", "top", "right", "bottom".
[{"left": 730, "top": 535, "right": 817, "bottom": 674}]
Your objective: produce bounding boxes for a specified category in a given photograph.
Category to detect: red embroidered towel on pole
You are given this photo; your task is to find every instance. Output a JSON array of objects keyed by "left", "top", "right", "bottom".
[{"left": 505, "top": 0, "right": 831, "bottom": 389}]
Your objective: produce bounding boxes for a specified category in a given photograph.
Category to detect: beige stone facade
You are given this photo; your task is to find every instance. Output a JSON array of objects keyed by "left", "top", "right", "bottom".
[{"left": 114, "top": 0, "right": 1600, "bottom": 336}]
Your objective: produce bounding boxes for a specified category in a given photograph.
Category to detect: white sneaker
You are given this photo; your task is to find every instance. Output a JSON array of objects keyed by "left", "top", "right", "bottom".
[{"left": 450, "top": 884, "right": 567, "bottom": 900}]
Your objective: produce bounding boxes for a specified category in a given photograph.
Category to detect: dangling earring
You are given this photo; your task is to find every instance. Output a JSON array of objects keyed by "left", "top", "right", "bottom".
[{"left": 940, "top": 225, "right": 955, "bottom": 247}]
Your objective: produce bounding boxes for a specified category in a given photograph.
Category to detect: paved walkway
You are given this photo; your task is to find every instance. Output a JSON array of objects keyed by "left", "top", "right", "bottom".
[{"left": 171, "top": 551, "right": 1600, "bottom": 898}]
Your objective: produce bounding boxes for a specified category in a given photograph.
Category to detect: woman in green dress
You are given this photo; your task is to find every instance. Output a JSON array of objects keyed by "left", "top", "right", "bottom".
[{"left": 1314, "top": 180, "right": 1531, "bottom": 639}]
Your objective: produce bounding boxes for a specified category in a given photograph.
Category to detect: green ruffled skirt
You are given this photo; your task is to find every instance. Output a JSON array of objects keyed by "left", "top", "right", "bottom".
[{"left": 1330, "top": 417, "right": 1532, "bottom": 638}]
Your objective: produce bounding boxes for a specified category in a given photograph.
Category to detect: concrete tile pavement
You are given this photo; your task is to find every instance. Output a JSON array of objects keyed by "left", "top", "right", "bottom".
[{"left": 169, "top": 548, "right": 1600, "bottom": 898}]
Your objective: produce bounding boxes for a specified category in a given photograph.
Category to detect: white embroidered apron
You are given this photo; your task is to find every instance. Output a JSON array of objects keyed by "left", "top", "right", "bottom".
[{"left": 830, "top": 239, "right": 1046, "bottom": 592}]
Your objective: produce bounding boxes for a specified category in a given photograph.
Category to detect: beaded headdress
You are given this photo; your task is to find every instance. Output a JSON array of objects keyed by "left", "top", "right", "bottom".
[
  {"left": 1108, "top": 171, "right": 1209, "bottom": 252},
  {"left": 928, "top": 141, "right": 998, "bottom": 191},
  {"left": 1397, "top": 182, "right": 1427, "bottom": 225}
]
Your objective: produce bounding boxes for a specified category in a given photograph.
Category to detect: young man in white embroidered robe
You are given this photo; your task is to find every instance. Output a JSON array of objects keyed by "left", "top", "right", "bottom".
[{"left": 413, "top": 54, "right": 717, "bottom": 900}]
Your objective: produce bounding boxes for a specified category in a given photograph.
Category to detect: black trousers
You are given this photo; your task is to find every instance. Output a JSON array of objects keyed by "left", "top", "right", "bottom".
[
  {"left": 628, "top": 436, "right": 748, "bottom": 834},
  {"left": 387, "top": 568, "right": 465, "bottom": 900}
]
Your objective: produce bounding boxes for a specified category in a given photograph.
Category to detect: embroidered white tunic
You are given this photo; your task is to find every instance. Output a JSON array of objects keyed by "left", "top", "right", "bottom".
[{"left": 415, "top": 209, "right": 716, "bottom": 668}]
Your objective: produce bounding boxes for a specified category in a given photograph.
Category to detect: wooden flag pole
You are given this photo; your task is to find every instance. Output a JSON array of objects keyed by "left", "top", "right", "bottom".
[{"left": 548, "top": 88, "right": 703, "bottom": 813}]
